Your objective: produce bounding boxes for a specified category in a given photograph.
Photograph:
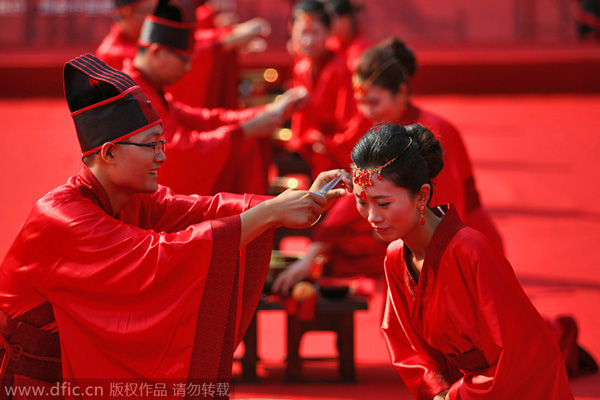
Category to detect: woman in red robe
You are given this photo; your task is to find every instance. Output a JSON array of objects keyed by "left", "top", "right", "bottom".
[
  {"left": 353, "top": 37, "right": 503, "bottom": 252},
  {"left": 350, "top": 122, "right": 573, "bottom": 400},
  {"left": 324, "top": 0, "right": 372, "bottom": 74},
  {"left": 272, "top": 36, "right": 500, "bottom": 294},
  {"left": 288, "top": 0, "right": 359, "bottom": 175}
]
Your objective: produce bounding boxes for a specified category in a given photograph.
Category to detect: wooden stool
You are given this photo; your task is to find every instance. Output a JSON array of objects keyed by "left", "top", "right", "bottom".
[{"left": 239, "top": 296, "right": 368, "bottom": 382}]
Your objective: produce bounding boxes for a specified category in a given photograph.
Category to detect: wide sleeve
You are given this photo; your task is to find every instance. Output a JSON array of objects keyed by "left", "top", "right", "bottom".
[
  {"left": 382, "top": 241, "right": 454, "bottom": 400},
  {"left": 7, "top": 190, "right": 273, "bottom": 380},
  {"left": 321, "top": 112, "right": 372, "bottom": 170},
  {"left": 446, "top": 232, "right": 573, "bottom": 400},
  {"left": 122, "top": 186, "right": 263, "bottom": 232},
  {"left": 166, "top": 93, "right": 262, "bottom": 132}
]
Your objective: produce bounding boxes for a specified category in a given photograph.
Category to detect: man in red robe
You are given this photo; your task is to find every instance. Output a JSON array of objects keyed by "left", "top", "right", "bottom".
[
  {"left": 126, "top": 0, "right": 308, "bottom": 195},
  {"left": 96, "top": 0, "right": 159, "bottom": 70},
  {"left": 96, "top": 0, "right": 270, "bottom": 108},
  {"left": 0, "top": 54, "right": 347, "bottom": 398}
]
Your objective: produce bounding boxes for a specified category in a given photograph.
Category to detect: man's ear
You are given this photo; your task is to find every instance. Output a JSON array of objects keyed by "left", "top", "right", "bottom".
[
  {"left": 148, "top": 43, "right": 163, "bottom": 57},
  {"left": 100, "top": 142, "right": 117, "bottom": 164}
]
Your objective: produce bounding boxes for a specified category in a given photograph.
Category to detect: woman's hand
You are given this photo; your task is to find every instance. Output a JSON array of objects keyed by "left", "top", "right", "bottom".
[{"left": 271, "top": 257, "right": 312, "bottom": 295}]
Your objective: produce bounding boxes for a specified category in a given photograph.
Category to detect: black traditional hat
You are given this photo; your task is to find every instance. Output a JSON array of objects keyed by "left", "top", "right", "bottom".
[
  {"left": 115, "top": 0, "right": 146, "bottom": 7},
  {"left": 138, "top": 0, "right": 197, "bottom": 56},
  {"left": 64, "top": 54, "right": 162, "bottom": 156}
]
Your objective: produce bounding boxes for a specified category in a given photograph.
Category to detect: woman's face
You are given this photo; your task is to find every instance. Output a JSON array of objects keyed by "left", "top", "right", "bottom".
[
  {"left": 355, "top": 84, "right": 407, "bottom": 123},
  {"left": 290, "top": 15, "right": 329, "bottom": 59},
  {"left": 353, "top": 176, "right": 420, "bottom": 242}
]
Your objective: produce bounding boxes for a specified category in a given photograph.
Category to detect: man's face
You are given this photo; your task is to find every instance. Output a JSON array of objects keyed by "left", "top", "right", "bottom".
[
  {"left": 110, "top": 124, "right": 166, "bottom": 194},
  {"left": 152, "top": 47, "right": 193, "bottom": 86}
]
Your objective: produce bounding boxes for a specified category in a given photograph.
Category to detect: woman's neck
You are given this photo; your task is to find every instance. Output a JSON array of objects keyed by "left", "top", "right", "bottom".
[{"left": 403, "top": 209, "right": 442, "bottom": 271}]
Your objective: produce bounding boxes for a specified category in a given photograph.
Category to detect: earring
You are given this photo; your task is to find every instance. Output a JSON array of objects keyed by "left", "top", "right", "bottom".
[{"left": 419, "top": 205, "right": 425, "bottom": 225}]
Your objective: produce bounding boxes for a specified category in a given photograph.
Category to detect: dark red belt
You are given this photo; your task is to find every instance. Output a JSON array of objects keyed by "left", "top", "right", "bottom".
[
  {"left": 447, "top": 348, "right": 490, "bottom": 374},
  {"left": 0, "top": 303, "right": 62, "bottom": 383}
]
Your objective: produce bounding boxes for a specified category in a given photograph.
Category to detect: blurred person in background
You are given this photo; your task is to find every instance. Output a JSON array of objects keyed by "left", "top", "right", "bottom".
[
  {"left": 287, "top": 0, "right": 359, "bottom": 176},
  {"left": 324, "top": 0, "right": 372, "bottom": 73},
  {"left": 126, "top": 0, "right": 308, "bottom": 196},
  {"left": 273, "top": 36, "right": 503, "bottom": 296}
]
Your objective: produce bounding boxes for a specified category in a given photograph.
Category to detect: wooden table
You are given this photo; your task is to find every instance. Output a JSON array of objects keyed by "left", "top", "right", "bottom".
[{"left": 238, "top": 295, "right": 369, "bottom": 382}]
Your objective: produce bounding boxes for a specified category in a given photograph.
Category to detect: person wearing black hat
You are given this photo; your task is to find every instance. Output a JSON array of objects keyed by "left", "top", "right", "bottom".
[
  {"left": 96, "top": 0, "right": 271, "bottom": 95},
  {"left": 126, "top": 0, "right": 308, "bottom": 196},
  {"left": 96, "top": 0, "right": 160, "bottom": 69},
  {"left": 0, "top": 53, "right": 348, "bottom": 396}
]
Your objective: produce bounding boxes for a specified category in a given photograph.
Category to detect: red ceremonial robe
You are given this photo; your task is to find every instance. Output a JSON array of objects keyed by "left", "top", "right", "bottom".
[
  {"left": 0, "top": 165, "right": 273, "bottom": 397},
  {"left": 398, "top": 102, "right": 504, "bottom": 253},
  {"left": 124, "top": 62, "right": 267, "bottom": 196},
  {"left": 290, "top": 51, "right": 359, "bottom": 175},
  {"left": 382, "top": 206, "right": 573, "bottom": 400},
  {"left": 166, "top": 23, "right": 237, "bottom": 109}
]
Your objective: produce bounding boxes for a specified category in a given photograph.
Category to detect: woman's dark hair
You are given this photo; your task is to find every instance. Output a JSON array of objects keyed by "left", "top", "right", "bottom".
[
  {"left": 351, "top": 123, "right": 443, "bottom": 202},
  {"left": 293, "top": 0, "right": 331, "bottom": 29},
  {"left": 356, "top": 37, "right": 417, "bottom": 94}
]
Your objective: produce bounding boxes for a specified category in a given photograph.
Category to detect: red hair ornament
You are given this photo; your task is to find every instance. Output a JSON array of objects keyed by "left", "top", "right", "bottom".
[{"left": 351, "top": 137, "right": 413, "bottom": 200}]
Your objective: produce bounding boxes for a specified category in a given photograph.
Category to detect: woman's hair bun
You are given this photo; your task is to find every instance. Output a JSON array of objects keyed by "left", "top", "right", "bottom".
[{"left": 405, "top": 124, "right": 444, "bottom": 180}]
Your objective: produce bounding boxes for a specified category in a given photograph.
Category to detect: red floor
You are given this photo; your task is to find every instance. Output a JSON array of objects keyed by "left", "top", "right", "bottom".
[{"left": 1, "top": 95, "right": 599, "bottom": 399}]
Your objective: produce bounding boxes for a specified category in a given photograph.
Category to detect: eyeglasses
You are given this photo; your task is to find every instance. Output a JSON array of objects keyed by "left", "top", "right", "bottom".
[{"left": 117, "top": 140, "right": 166, "bottom": 154}]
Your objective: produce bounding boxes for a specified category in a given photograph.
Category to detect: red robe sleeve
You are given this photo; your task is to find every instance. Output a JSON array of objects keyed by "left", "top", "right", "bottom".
[
  {"left": 444, "top": 232, "right": 573, "bottom": 400},
  {"left": 165, "top": 93, "right": 261, "bottom": 132}
]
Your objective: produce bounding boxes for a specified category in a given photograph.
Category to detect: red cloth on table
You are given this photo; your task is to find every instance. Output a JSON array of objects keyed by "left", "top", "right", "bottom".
[
  {"left": 382, "top": 205, "right": 573, "bottom": 400},
  {"left": 0, "top": 165, "right": 274, "bottom": 398}
]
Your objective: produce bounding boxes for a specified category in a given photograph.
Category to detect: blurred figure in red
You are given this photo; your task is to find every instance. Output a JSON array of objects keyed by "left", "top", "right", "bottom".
[
  {"left": 287, "top": 0, "right": 359, "bottom": 176},
  {"left": 126, "top": 0, "right": 308, "bottom": 195},
  {"left": 324, "top": 0, "right": 372, "bottom": 73}
]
